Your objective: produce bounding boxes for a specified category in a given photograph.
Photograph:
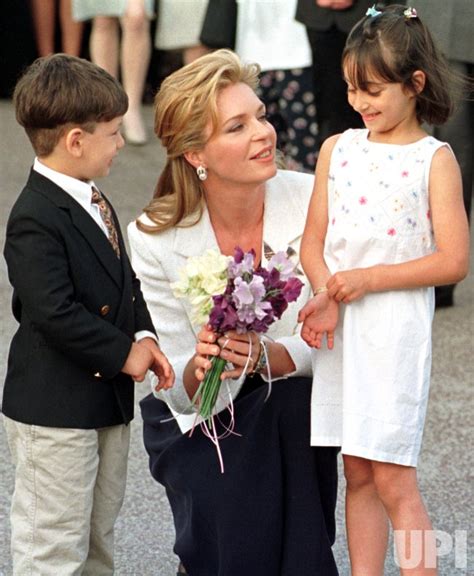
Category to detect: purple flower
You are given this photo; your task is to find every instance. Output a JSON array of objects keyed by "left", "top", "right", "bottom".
[
  {"left": 228, "top": 248, "right": 255, "bottom": 279},
  {"left": 233, "top": 275, "right": 265, "bottom": 307},
  {"left": 268, "top": 252, "right": 296, "bottom": 280},
  {"left": 268, "top": 267, "right": 284, "bottom": 288},
  {"left": 209, "top": 294, "right": 239, "bottom": 333},
  {"left": 232, "top": 276, "right": 272, "bottom": 326},
  {"left": 270, "top": 293, "right": 288, "bottom": 319},
  {"left": 248, "top": 316, "right": 273, "bottom": 333},
  {"left": 283, "top": 277, "right": 304, "bottom": 302},
  {"left": 207, "top": 246, "right": 304, "bottom": 335}
]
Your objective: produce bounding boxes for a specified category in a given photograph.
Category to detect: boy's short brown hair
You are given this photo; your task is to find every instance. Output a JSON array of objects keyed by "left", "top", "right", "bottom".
[{"left": 13, "top": 53, "right": 128, "bottom": 157}]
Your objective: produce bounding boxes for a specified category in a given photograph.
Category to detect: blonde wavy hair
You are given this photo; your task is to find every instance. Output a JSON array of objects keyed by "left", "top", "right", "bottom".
[{"left": 138, "top": 49, "right": 261, "bottom": 233}]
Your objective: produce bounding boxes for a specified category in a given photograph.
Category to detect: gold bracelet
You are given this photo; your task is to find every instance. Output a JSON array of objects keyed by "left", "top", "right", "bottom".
[
  {"left": 252, "top": 340, "right": 263, "bottom": 370},
  {"left": 253, "top": 340, "right": 268, "bottom": 374},
  {"left": 250, "top": 340, "right": 267, "bottom": 376},
  {"left": 313, "top": 286, "right": 328, "bottom": 295}
]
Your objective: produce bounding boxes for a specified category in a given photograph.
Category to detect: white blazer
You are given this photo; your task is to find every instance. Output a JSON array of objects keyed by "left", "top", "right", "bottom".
[{"left": 128, "top": 170, "right": 314, "bottom": 432}]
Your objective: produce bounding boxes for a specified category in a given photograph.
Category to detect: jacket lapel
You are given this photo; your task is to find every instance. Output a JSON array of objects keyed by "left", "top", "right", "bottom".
[
  {"left": 261, "top": 172, "right": 307, "bottom": 266},
  {"left": 172, "top": 208, "right": 220, "bottom": 336},
  {"left": 30, "top": 170, "right": 123, "bottom": 288},
  {"left": 173, "top": 206, "right": 219, "bottom": 259},
  {"left": 68, "top": 203, "right": 123, "bottom": 287}
]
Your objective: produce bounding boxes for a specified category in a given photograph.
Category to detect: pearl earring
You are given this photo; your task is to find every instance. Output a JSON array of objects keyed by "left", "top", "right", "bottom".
[{"left": 196, "top": 165, "right": 208, "bottom": 181}]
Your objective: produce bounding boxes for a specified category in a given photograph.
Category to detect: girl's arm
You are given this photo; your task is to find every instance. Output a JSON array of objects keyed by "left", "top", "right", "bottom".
[
  {"left": 327, "top": 146, "right": 470, "bottom": 303},
  {"left": 300, "top": 135, "right": 338, "bottom": 289},
  {"left": 299, "top": 135, "right": 341, "bottom": 348}
]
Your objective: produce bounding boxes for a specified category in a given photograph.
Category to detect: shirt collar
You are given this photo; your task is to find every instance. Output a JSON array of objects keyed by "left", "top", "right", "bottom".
[{"left": 33, "top": 158, "right": 98, "bottom": 213}]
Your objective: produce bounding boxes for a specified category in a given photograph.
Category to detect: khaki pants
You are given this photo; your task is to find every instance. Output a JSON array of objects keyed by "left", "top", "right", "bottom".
[{"left": 3, "top": 416, "right": 130, "bottom": 576}]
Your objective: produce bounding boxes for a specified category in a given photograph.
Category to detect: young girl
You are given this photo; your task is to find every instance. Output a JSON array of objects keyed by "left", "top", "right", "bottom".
[{"left": 299, "top": 5, "right": 470, "bottom": 575}]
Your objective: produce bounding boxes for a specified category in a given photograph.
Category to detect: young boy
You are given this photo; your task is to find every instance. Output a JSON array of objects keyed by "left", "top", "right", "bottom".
[{"left": 2, "top": 54, "right": 174, "bottom": 575}]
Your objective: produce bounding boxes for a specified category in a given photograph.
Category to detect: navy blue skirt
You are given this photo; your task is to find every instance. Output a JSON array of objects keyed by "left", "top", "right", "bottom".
[{"left": 140, "top": 375, "right": 339, "bottom": 576}]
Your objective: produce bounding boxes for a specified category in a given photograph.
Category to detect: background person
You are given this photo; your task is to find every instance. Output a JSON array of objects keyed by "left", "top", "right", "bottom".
[
  {"left": 295, "top": 0, "right": 369, "bottom": 148},
  {"left": 154, "top": 0, "right": 210, "bottom": 65},
  {"left": 235, "top": 0, "right": 318, "bottom": 172},
  {"left": 31, "top": 0, "right": 84, "bottom": 57},
  {"left": 410, "top": 0, "right": 473, "bottom": 308},
  {"left": 72, "top": 0, "right": 154, "bottom": 144}
]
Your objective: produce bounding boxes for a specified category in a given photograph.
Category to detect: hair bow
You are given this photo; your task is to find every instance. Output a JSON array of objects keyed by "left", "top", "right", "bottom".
[
  {"left": 403, "top": 7, "right": 418, "bottom": 19},
  {"left": 366, "top": 4, "right": 382, "bottom": 18}
]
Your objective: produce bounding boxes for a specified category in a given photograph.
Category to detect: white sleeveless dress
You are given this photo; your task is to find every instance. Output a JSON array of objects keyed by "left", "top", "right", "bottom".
[{"left": 310, "top": 128, "right": 448, "bottom": 466}]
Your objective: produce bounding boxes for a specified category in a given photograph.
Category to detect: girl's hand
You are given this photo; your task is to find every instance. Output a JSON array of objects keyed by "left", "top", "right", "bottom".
[
  {"left": 217, "top": 330, "right": 261, "bottom": 380},
  {"left": 298, "top": 293, "right": 339, "bottom": 349},
  {"left": 327, "top": 268, "right": 370, "bottom": 303}
]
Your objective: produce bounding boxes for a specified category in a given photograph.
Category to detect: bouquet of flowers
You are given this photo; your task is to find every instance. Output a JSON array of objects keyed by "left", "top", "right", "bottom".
[{"left": 173, "top": 245, "right": 303, "bottom": 420}]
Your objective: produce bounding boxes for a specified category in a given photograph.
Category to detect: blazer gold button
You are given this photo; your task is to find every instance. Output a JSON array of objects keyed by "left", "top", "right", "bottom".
[
  {"left": 94, "top": 372, "right": 102, "bottom": 378},
  {"left": 100, "top": 305, "right": 110, "bottom": 316}
]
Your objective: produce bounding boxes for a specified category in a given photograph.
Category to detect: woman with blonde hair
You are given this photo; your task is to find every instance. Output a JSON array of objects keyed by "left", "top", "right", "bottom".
[{"left": 128, "top": 49, "right": 339, "bottom": 575}]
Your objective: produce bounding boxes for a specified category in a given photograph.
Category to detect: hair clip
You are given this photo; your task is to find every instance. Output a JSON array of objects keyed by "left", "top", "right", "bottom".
[
  {"left": 366, "top": 4, "right": 382, "bottom": 18},
  {"left": 403, "top": 7, "right": 418, "bottom": 19}
]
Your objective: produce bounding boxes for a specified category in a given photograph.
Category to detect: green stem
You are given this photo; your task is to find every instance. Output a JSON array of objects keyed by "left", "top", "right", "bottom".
[{"left": 191, "top": 356, "right": 227, "bottom": 425}]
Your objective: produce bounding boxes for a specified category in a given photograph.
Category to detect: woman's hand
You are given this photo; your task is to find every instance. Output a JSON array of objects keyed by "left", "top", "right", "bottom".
[
  {"left": 194, "top": 325, "right": 221, "bottom": 382},
  {"left": 217, "top": 330, "right": 261, "bottom": 380},
  {"left": 194, "top": 326, "right": 261, "bottom": 381},
  {"left": 298, "top": 293, "right": 339, "bottom": 349},
  {"left": 327, "top": 268, "right": 370, "bottom": 303}
]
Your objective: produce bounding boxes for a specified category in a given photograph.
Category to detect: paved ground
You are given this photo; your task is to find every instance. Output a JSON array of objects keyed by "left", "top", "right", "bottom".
[{"left": 0, "top": 100, "right": 472, "bottom": 575}]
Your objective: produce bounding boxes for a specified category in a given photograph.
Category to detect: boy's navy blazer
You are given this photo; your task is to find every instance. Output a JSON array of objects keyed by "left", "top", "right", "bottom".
[{"left": 2, "top": 169, "right": 156, "bottom": 429}]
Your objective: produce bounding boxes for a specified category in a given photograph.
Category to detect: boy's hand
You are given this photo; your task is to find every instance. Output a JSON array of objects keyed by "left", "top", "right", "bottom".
[
  {"left": 138, "top": 337, "right": 175, "bottom": 391},
  {"left": 298, "top": 293, "right": 339, "bottom": 349},
  {"left": 121, "top": 341, "right": 154, "bottom": 382}
]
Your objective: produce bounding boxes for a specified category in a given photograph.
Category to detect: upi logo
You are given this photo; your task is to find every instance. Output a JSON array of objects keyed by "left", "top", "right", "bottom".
[{"left": 394, "top": 530, "right": 468, "bottom": 569}]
